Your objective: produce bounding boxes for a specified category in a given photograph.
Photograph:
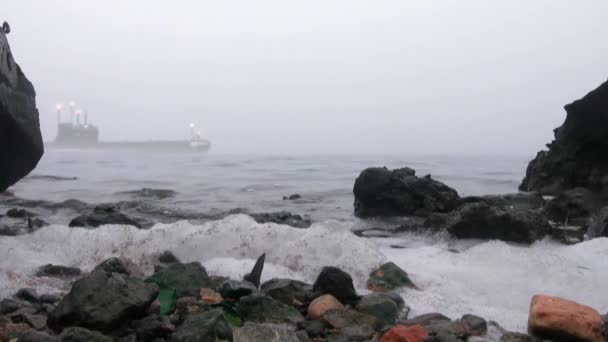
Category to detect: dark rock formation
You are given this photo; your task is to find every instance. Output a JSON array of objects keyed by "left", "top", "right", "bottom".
[
  {"left": 458, "top": 193, "right": 545, "bottom": 211},
  {"left": 218, "top": 279, "right": 257, "bottom": 301},
  {"left": 116, "top": 188, "right": 177, "bottom": 200},
  {"left": 250, "top": 211, "right": 312, "bottom": 228},
  {"left": 69, "top": 204, "right": 145, "bottom": 228},
  {"left": 520, "top": 79, "right": 608, "bottom": 195},
  {"left": 353, "top": 167, "right": 460, "bottom": 217},
  {"left": 0, "top": 29, "right": 44, "bottom": 192},
  {"left": 313, "top": 267, "right": 359, "bottom": 306},
  {"left": 446, "top": 203, "right": 551, "bottom": 244},
  {"left": 35, "top": 264, "right": 82, "bottom": 279}
]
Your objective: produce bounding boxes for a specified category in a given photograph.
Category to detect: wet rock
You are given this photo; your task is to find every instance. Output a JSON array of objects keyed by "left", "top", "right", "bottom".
[
  {"left": 367, "top": 262, "right": 417, "bottom": 292},
  {"left": 283, "top": 194, "right": 302, "bottom": 200},
  {"left": 356, "top": 293, "right": 400, "bottom": 329},
  {"left": 39, "top": 293, "right": 62, "bottom": 304},
  {"left": 146, "top": 262, "right": 213, "bottom": 297},
  {"left": 69, "top": 204, "right": 144, "bottom": 228},
  {"left": 299, "top": 319, "right": 326, "bottom": 338},
  {"left": 458, "top": 193, "right": 546, "bottom": 211},
  {"left": 48, "top": 268, "right": 159, "bottom": 332},
  {"left": 321, "top": 308, "right": 377, "bottom": 330},
  {"left": 234, "top": 322, "right": 301, "bottom": 342},
  {"left": 520, "top": 79, "right": 608, "bottom": 195},
  {"left": 587, "top": 206, "right": 608, "bottom": 238},
  {"left": 36, "top": 264, "right": 82, "bottom": 279},
  {"left": 543, "top": 187, "right": 606, "bottom": 222},
  {"left": 117, "top": 188, "right": 177, "bottom": 200},
  {"left": 460, "top": 314, "right": 487, "bottom": 336},
  {"left": 380, "top": 324, "right": 428, "bottom": 342},
  {"left": 132, "top": 314, "right": 174, "bottom": 341},
  {"left": 528, "top": 294, "right": 603, "bottom": 342},
  {"left": 0, "top": 27, "right": 44, "bottom": 192},
  {"left": 353, "top": 167, "right": 460, "bottom": 217},
  {"left": 93, "top": 257, "right": 143, "bottom": 278},
  {"left": 0, "top": 322, "right": 31, "bottom": 341},
  {"left": 401, "top": 313, "right": 451, "bottom": 327},
  {"left": 20, "top": 312, "right": 46, "bottom": 330},
  {"left": 236, "top": 294, "right": 305, "bottom": 324},
  {"left": 157, "top": 250, "right": 180, "bottom": 264},
  {"left": 172, "top": 308, "right": 233, "bottom": 342},
  {"left": 313, "top": 266, "right": 359, "bottom": 305},
  {"left": 250, "top": 211, "right": 312, "bottom": 228},
  {"left": 308, "top": 294, "right": 344, "bottom": 320},
  {"left": 27, "top": 217, "right": 48, "bottom": 229},
  {"left": 500, "top": 332, "right": 534, "bottom": 342},
  {"left": 219, "top": 279, "right": 257, "bottom": 301},
  {"left": 0, "top": 298, "right": 21, "bottom": 314},
  {"left": 59, "top": 327, "right": 113, "bottom": 342},
  {"left": 261, "top": 278, "right": 313, "bottom": 306},
  {"left": 0, "top": 223, "right": 18, "bottom": 236},
  {"left": 6, "top": 208, "right": 36, "bottom": 218},
  {"left": 14, "top": 330, "right": 58, "bottom": 342},
  {"left": 446, "top": 203, "right": 551, "bottom": 243},
  {"left": 551, "top": 224, "right": 587, "bottom": 244},
  {"left": 16, "top": 288, "right": 38, "bottom": 303},
  {"left": 342, "top": 324, "right": 375, "bottom": 341}
]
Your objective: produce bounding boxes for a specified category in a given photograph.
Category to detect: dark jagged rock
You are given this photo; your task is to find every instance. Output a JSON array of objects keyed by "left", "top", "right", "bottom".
[
  {"left": 235, "top": 294, "right": 305, "bottom": 324},
  {"left": 0, "top": 27, "right": 44, "bottom": 192},
  {"left": 543, "top": 187, "right": 607, "bottom": 223},
  {"left": 36, "top": 264, "right": 81, "bottom": 279},
  {"left": 353, "top": 167, "right": 460, "bottom": 217},
  {"left": 16, "top": 288, "right": 38, "bottom": 303},
  {"left": 218, "top": 279, "right": 257, "bottom": 301},
  {"left": 58, "top": 327, "right": 112, "bottom": 342},
  {"left": 27, "top": 217, "right": 47, "bottom": 229},
  {"left": 6, "top": 208, "right": 36, "bottom": 218},
  {"left": 157, "top": 250, "right": 180, "bottom": 264},
  {"left": 260, "top": 278, "right": 313, "bottom": 306},
  {"left": 243, "top": 253, "right": 265, "bottom": 288},
  {"left": 0, "top": 298, "right": 20, "bottom": 314},
  {"left": 458, "top": 193, "right": 545, "bottom": 211},
  {"left": 132, "top": 314, "right": 174, "bottom": 341},
  {"left": 313, "top": 267, "right": 359, "bottom": 306},
  {"left": 250, "top": 211, "right": 312, "bottom": 228},
  {"left": 367, "top": 262, "right": 417, "bottom": 292},
  {"left": 69, "top": 204, "right": 145, "bottom": 228},
  {"left": 93, "top": 257, "right": 143, "bottom": 278},
  {"left": 172, "top": 309, "right": 233, "bottom": 342},
  {"left": 146, "top": 262, "right": 213, "bottom": 297},
  {"left": 446, "top": 203, "right": 551, "bottom": 243},
  {"left": 116, "top": 188, "right": 177, "bottom": 200},
  {"left": 283, "top": 194, "right": 302, "bottom": 200},
  {"left": 48, "top": 265, "right": 159, "bottom": 332},
  {"left": 520, "top": 79, "right": 608, "bottom": 195}
]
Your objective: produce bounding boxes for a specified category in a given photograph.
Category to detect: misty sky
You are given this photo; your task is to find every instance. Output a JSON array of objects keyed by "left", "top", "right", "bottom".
[{"left": 4, "top": 1, "right": 608, "bottom": 155}]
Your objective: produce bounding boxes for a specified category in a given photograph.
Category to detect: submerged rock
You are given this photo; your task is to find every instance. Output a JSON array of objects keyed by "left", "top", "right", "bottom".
[
  {"left": 0, "top": 27, "right": 44, "bottom": 192},
  {"left": 528, "top": 295, "right": 603, "bottom": 342},
  {"left": 446, "top": 203, "right": 551, "bottom": 243},
  {"left": 69, "top": 204, "right": 144, "bottom": 228},
  {"left": 116, "top": 188, "right": 177, "bottom": 200},
  {"left": 313, "top": 266, "right": 359, "bottom": 305},
  {"left": 367, "top": 262, "right": 417, "bottom": 292},
  {"left": 48, "top": 264, "right": 159, "bottom": 332},
  {"left": 250, "top": 211, "right": 312, "bottom": 228},
  {"left": 520, "top": 79, "right": 608, "bottom": 195},
  {"left": 354, "top": 167, "right": 460, "bottom": 217},
  {"left": 36, "top": 264, "right": 81, "bottom": 279},
  {"left": 6, "top": 208, "right": 37, "bottom": 218}
]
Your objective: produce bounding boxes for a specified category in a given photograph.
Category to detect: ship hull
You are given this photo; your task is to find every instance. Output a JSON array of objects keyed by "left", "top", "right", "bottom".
[{"left": 46, "top": 140, "right": 211, "bottom": 152}]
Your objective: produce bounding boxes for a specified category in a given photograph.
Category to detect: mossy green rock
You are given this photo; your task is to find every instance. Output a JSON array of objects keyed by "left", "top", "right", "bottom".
[
  {"left": 356, "top": 293, "right": 399, "bottom": 329},
  {"left": 367, "top": 262, "right": 416, "bottom": 291},
  {"left": 146, "top": 262, "right": 212, "bottom": 297}
]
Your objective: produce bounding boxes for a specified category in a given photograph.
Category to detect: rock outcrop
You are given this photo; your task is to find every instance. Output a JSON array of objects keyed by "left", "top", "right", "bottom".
[
  {"left": 520, "top": 79, "right": 608, "bottom": 195},
  {"left": 354, "top": 167, "right": 460, "bottom": 217},
  {"left": 0, "top": 26, "right": 44, "bottom": 192}
]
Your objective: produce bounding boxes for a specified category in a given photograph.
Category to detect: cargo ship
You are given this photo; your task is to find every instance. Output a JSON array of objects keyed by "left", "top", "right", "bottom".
[{"left": 48, "top": 102, "right": 211, "bottom": 152}]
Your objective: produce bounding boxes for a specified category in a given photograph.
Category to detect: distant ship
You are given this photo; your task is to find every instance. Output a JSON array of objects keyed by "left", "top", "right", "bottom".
[{"left": 49, "top": 102, "right": 211, "bottom": 152}]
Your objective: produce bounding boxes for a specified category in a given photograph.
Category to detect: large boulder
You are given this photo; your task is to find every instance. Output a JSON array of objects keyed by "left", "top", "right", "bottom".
[
  {"left": 0, "top": 27, "right": 44, "bottom": 192},
  {"left": 446, "top": 203, "right": 551, "bottom": 243},
  {"left": 146, "top": 262, "right": 215, "bottom": 298},
  {"left": 520, "top": 79, "right": 608, "bottom": 195},
  {"left": 354, "top": 167, "right": 460, "bottom": 217},
  {"left": 528, "top": 295, "right": 603, "bottom": 342},
  {"left": 313, "top": 266, "right": 359, "bottom": 306},
  {"left": 48, "top": 263, "right": 159, "bottom": 332}
]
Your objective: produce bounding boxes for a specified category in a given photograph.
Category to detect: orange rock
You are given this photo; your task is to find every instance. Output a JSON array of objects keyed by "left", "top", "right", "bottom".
[
  {"left": 528, "top": 295, "right": 603, "bottom": 342},
  {"left": 308, "top": 294, "right": 344, "bottom": 320},
  {"left": 380, "top": 324, "right": 428, "bottom": 342},
  {"left": 200, "top": 288, "right": 223, "bottom": 305}
]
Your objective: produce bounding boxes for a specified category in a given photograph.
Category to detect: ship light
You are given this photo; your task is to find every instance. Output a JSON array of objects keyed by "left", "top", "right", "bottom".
[{"left": 56, "top": 104, "right": 63, "bottom": 111}]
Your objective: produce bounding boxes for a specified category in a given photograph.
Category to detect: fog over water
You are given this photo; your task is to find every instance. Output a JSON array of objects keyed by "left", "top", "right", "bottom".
[{"left": 4, "top": 0, "right": 608, "bottom": 155}]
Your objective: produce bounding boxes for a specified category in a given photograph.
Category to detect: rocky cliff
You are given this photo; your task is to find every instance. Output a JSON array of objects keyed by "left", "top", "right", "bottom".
[
  {"left": 520, "top": 79, "right": 608, "bottom": 195},
  {"left": 0, "top": 27, "right": 43, "bottom": 192}
]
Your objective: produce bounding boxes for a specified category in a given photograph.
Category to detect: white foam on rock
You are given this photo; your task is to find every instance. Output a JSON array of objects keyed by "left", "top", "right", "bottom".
[
  {"left": 0, "top": 214, "right": 385, "bottom": 298},
  {"left": 377, "top": 233, "right": 608, "bottom": 332}
]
